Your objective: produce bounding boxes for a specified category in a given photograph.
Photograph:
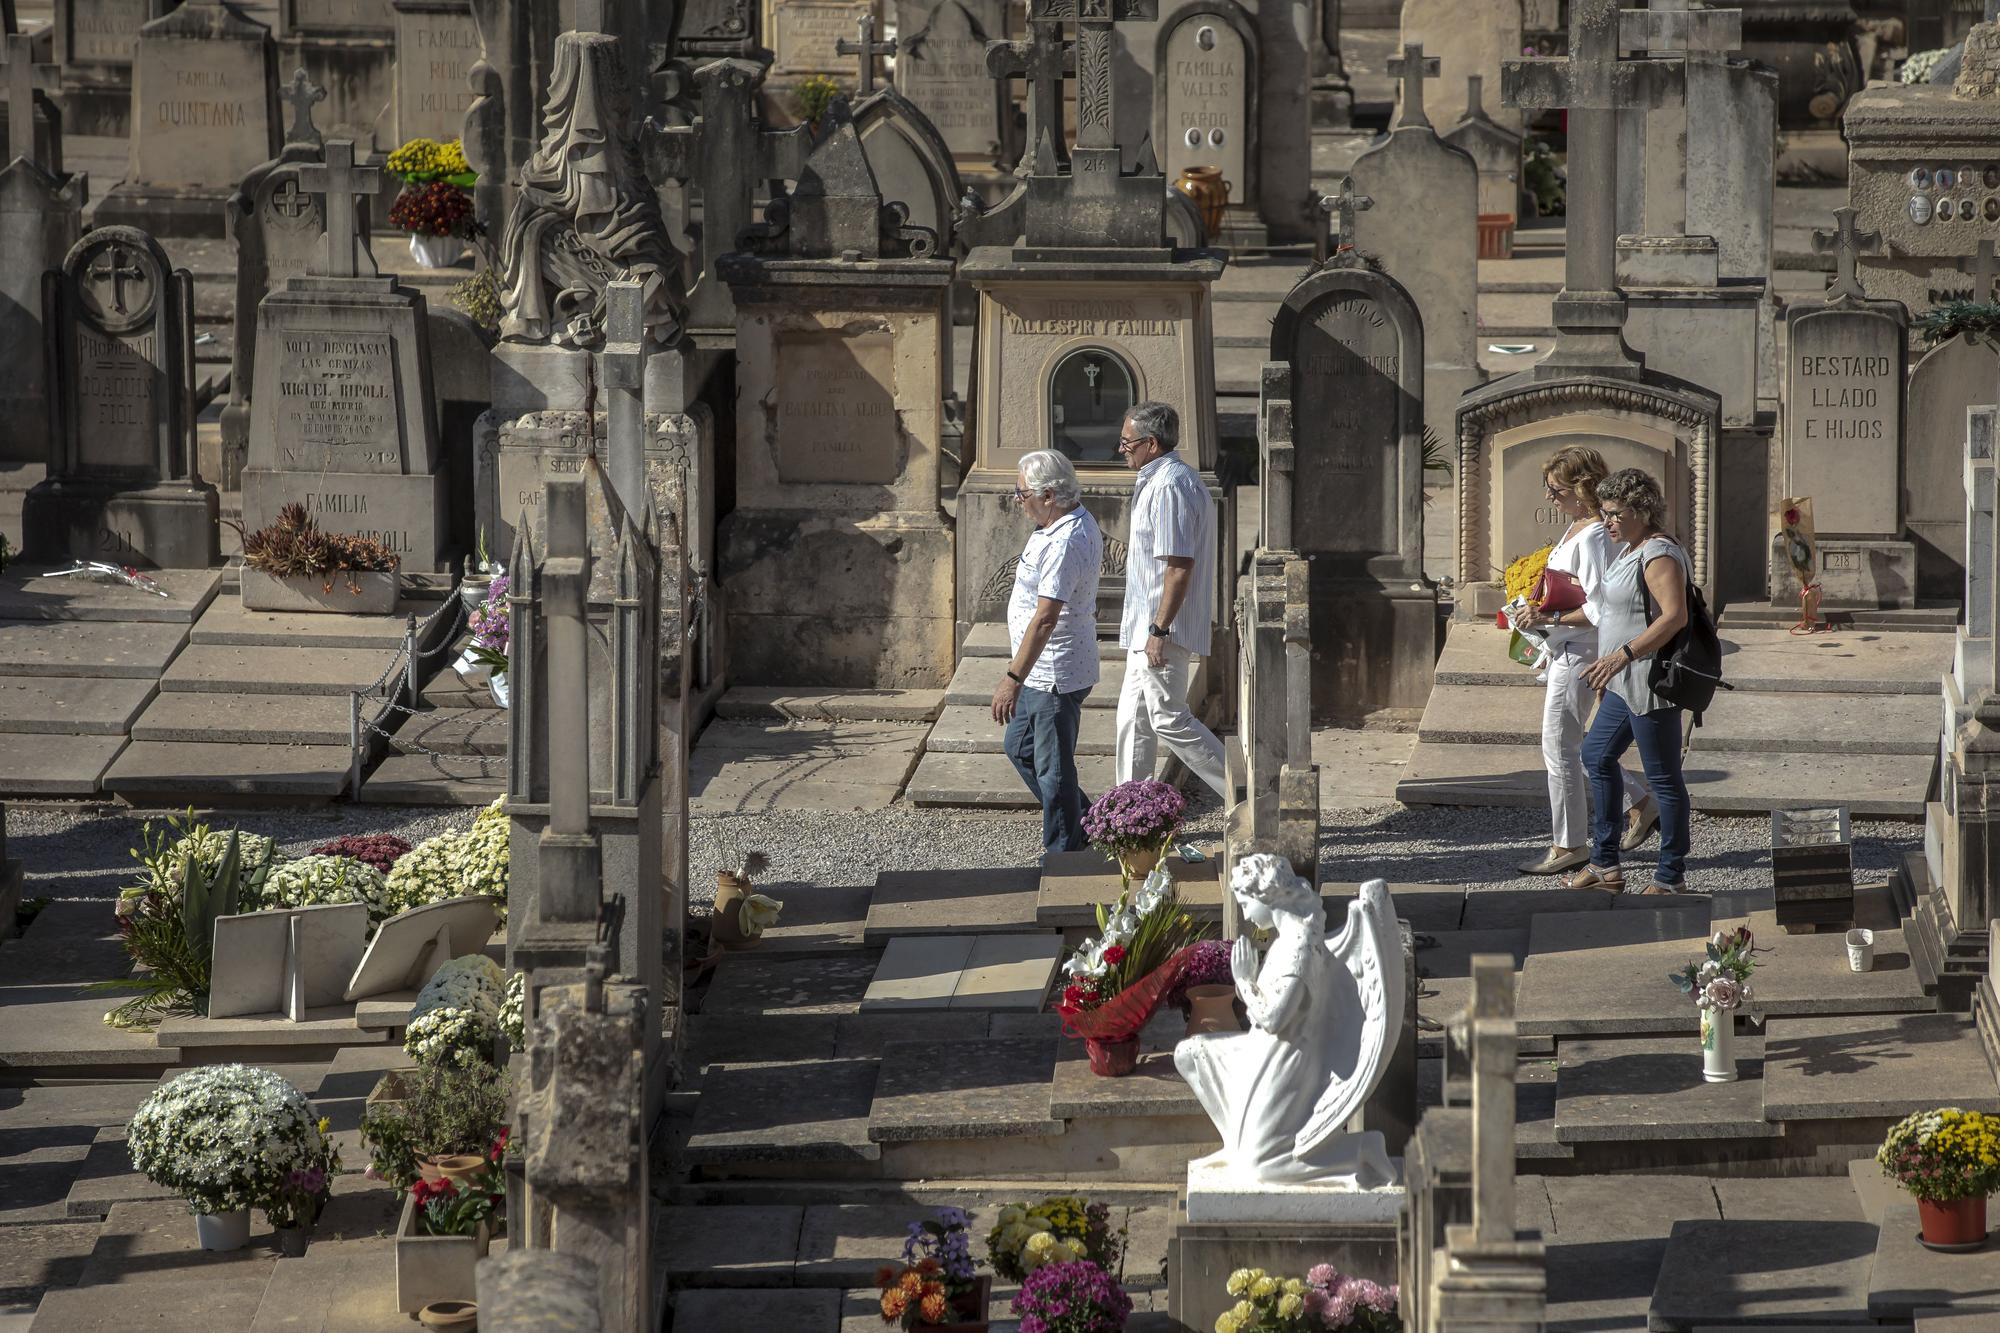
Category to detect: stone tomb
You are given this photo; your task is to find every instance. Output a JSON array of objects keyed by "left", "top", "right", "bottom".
[
  {"left": 22, "top": 226, "right": 221, "bottom": 569},
  {"left": 277, "top": 0, "right": 396, "bottom": 145},
  {"left": 1906, "top": 329, "right": 2000, "bottom": 602},
  {"left": 242, "top": 143, "right": 449, "bottom": 572},
  {"left": 762, "top": 0, "right": 878, "bottom": 123},
  {"left": 1262, "top": 259, "right": 1437, "bottom": 718},
  {"left": 96, "top": 0, "right": 280, "bottom": 239},
  {"left": 53, "top": 0, "right": 158, "bottom": 137},
  {"left": 391, "top": 0, "right": 479, "bottom": 147},
  {"left": 893, "top": 0, "right": 1008, "bottom": 175}
]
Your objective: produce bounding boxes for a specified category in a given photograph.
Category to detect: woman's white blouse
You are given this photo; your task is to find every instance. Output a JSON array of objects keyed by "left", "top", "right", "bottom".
[{"left": 1540, "top": 520, "right": 1626, "bottom": 648}]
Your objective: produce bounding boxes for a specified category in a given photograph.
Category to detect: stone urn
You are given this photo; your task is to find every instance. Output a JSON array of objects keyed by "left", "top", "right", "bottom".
[{"left": 1173, "top": 166, "right": 1229, "bottom": 241}]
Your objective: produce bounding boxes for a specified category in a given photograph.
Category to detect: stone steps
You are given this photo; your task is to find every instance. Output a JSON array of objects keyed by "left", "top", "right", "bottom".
[
  {"left": 1719, "top": 603, "right": 1961, "bottom": 635},
  {"left": 387, "top": 705, "right": 509, "bottom": 757},
  {"left": 0, "top": 566, "right": 219, "bottom": 624},
  {"left": 714, "top": 687, "right": 946, "bottom": 723},
  {"left": 940, "top": 653, "right": 1125, "bottom": 709},
  {"left": 187, "top": 599, "right": 429, "bottom": 648},
  {"left": 0, "top": 676, "right": 157, "bottom": 735},
  {"left": 157, "top": 644, "right": 398, "bottom": 696},
  {"left": 0, "top": 619, "right": 190, "bottom": 679},
  {"left": 925, "top": 702, "right": 1118, "bottom": 755},
  {"left": 101, "top": 740, "right": 356, "bottom": 799},
  {"left": 905, "top": 751, "right": 1120, "bottom": 808},
  {"left": 127, "top": 691, "right": 355, "bottom": 746},
  {"left": 354, "top": 748, "right": 505, "bottom": 805}
]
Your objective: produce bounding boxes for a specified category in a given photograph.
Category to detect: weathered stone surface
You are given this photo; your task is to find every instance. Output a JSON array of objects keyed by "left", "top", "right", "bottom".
[
  {"left": 673, "top": 1289, "right": 843, "bottom": 1327},
  {"left": 944, "top": 654, "right": 1122, "bottom": 709},
  {"left": 692, "top": 720, "right": 927, "bottom": 814},
  {"left": 1647, "top": 1214, "right": 1877, "bottom": 1331},
  {"left": 866, "top": 867, "right": 1041, "bottom": 941},
  {"left": 861, "top": 933, "right": 973, "bottom": 1011},
  {"left": 0, "top": 677, "right": 156, "bottom": 735},
  {"left": 682, "top": 1060, "right": 881, "bottom": 1164},
  {"left": 1515, "top": 908, "right": 1710, "bottom": 1038},
  {"left": 0, "top": 1219, "right": 97, "bottom": 1306},
  {"left": 127, "top": 691, "right": 352, "bottom": 745},
  {"left": 749, "top": 883, "right": 872, "bottom": 956},
  {"left": 1867, "top": 1199, "right": 2000, "bottom": 1321},
  {"left": 0, "top": 620, "right": 187, "bottom": 679},
  {"left": 1460, "top": 888, "right": 1613, "bottom": 931},
  {"left": 1784, "top": 303, "right": 1907, "bottom": 541},
  {"left": 704, "top": 953, "right": 877, "bottom": 1017},
  {"left": 0, "top": 567, "right": 217, "bottom": 623},
  {"left": 1761, "top": 1013, "right": 2000, "bottom": 1120},
  {"left": 188, "top": 599, "right": 422, "bottom": 647},
  {"left": 0, "top": 902, "right": 179, "bottom": 1076},
  {"left": 794, "top": 1204, "right": 932, "bottom": 1288},
  {"left": 1542, "top": 1175, "right": 1720, "bottom": 1333},
  {"left": 714, "top": 688, "right": 946, "bottom": 723},
  {"left": 658, "top": 1205, "right": 803, "bottom": 1287},
  {"left": 868, "top": 1036, "right": 1060, "bottom": 1141},
  {"left": 1037, "top": 851, "right": 1218, "bottom": 929},
  {"left": 1050, "top": 1044, "right": 1203, "bottom": 1120},
  {"left": 905, "top": 751, "right": 1120, "bottom": 809},
  {"left": 1554, "top": 1035, "right": 1776, "bottom": 1143},
  {"left": 1713, "top": 910, "right": 1930, "bottom": 1016},
  {"left": 389, "top": 0, "right": 478, "bottom": 145},
  {"left": 158, "top": 644, "right": 393, "bottom": 694},
  {"left": 101, "top": 741, "right": 354, "bottom": 798},
  {"left": 926, "top": 702, "right": 1117, "bottom": 755}
]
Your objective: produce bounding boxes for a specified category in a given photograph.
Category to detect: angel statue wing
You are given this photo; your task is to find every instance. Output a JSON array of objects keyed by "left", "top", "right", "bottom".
[{"left": 1293, "top": 878, "right": 1404, "bottom": 1157}]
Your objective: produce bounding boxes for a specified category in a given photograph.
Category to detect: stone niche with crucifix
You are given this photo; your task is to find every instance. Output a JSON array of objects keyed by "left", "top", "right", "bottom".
[
  {"left": 954, "top": 0, "right": 1230, "bottom": 658},
  {"left": 0, "top": 28, "right": 87, "bottom": 489},
  {"left": 22, "top": 225, "right": 221, "bottom": 569},
  {"left": 241, "top": 138, "right": 451, "bottom": 572}
]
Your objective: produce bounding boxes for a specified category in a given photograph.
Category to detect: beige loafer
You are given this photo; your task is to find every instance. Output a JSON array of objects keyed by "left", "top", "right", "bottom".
[
  {"left": 1622, "top": 795, "right": 1660, "bottom": 852},
  {"left": 1518, "top": 846, "right": 1590, "bottom": 876}
]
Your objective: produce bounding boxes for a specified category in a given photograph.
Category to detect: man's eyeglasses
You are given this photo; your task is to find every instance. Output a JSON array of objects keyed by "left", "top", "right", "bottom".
[{"left": 1117, "top": 434, "right": 1153, "bottom": 454}]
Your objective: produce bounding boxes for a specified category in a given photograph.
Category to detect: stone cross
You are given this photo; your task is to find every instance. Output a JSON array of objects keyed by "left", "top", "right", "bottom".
[
  {"left": 835, "top": 14, "right": 896, "bottom": 99},
  {"left": 296, "top": 138, "right": 380, "bottom": 280},
  {"left": 1812, "top": 206, "right": 1879, "bottom": 304},
  {"left": 85, "top": 243, "right": 146, "bottom": 316},
  {"left": 280, "top": 67, "right": 326, "bottom": 148},
  {"left": 1619, "top": 1, "right": 1742, "bottom": 235},
  {"left": 1957, "top": 239, "right": 2000, "bottom": 304},
  {"left": 3, "top": 30, "right": 61, "bottom": 170},
  {"left": 1027, "top": 0, "right": 1158, "bottom": 166},
  {"left": 1318, "top": 174, "right": 1373, "bottom": 266},
  {"left": 1464, "top": 954, "right": 1518, "bottom": 1246},
  {"left": 986, "top": 22, "right": 1076, "bottom": 171},
  {"left": 601, "top": 279, "right": 649, "bottom": 521},
  {"left": 1503, "top": 0, "right": 1680, "bottom": 370},
  {"left": 1386, "top": 41, "right": 1440, "bottom": 130}
]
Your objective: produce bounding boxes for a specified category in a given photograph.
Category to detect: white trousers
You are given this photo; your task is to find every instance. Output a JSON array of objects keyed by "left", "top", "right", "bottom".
[
  {"left": 1115, "top": 645, "right": 1231, "bottom": 801},
  {"left": 1543, "top": 640, "right": 1647, "bottom": 848}
]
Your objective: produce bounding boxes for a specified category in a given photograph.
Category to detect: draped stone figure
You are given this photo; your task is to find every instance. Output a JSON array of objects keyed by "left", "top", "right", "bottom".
[
  {"left": 1175, "top": 854, "right": 1403, "bottom": 1187},
  {"left": 499, "top": 31, "right": 685, "bottom": 347}
]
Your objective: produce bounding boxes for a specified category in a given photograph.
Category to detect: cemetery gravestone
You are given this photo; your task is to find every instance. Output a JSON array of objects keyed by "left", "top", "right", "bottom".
[
  {"left": 22, "top": 225, "right": 221, "bottom": 568},
  {"left": 1442, "top": 75, "right": 1523, "bottom": 259},
  {"left": 391, "top": 0, "right": 478, "bottom": 146},
  {"left": 894, "top": 0, "right": 1007, "bottom": 174},
  {"left": 242, "top": 140, "right": 450, "bottom": 571},
  {"left": 763, "top": 0, "right": 876, "bottom": 123},
  {"left": 277, "top": 0, "right": 395, "bottom": 144},
  {"left": 1, "top": 28, "right": 65, "bottom": 178},
  {"left": 53, "top": 0, "right": 157, "bottom": 137},
  {"left": 97, "top": 0, "right": 280, "bottom": 238},
  {"left": 1397, "top": 0, "right": 1522, "bottom": 135}
]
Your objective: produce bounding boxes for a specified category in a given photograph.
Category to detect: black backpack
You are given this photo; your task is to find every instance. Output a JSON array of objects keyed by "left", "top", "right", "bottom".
[{"left": 1638, "top": 547, "right": 1733, "bottom": 726}]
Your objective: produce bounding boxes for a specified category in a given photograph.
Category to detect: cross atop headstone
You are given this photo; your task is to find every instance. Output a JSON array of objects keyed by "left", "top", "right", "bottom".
[
  {"left": 835, "top": 14, "right": 897, "bottom": 99},
  {"left": 1812, "top": 206, "right": 1880, "bottom": 304},
  {"left": 85, "top": 243, "right": 146, "bottom": 317},
  {"left": 1958, "top": 238, "right": 2000, "bottom": 304},
  {"left": 1318, "top": 175, "right": 1373, "bottom": 266},
  {"left": 986, "top": 23, "right": 1076, "bottom": 172},
  {"left": 296, "top": 138, "right": 381, "bottom": 280},
  {"left": 281, "top": 67, "right": 326, "bottom": 148},
  {"left": 3, "top": 30, "right": 61, "bottom": 170},
  {"left": 1387, "top": 41, "right": 1441, "bottom": 130},
  {"left": 1026, "top": 0, "right": 1157, "bottom": 167}
]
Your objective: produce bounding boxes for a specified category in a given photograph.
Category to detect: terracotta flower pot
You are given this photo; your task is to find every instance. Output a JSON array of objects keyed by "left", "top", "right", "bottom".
[
  {"left": 711, "top": 871, "right": 758, "bottom": 949},
  {"left": 1085, "top": 1035, "right": 1140, "bottom": 1076},
  {"left": 418, "top": 1154, "right": 488, "bottom": 1185},
  {"left": 418, "top": 1300, "right": 479, "bottom": 1331},
  {"left": 1918, "top": 1195, "right": 1989, "bottom": 1249},
  {"left": 1183, "top": 984, "right": 1242, "bottom": 1036}
]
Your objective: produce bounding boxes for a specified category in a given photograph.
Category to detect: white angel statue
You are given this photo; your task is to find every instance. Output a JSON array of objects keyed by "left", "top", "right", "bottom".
[{"left": 1174, "top": 853, "right": 1404, "bottom": 1187}]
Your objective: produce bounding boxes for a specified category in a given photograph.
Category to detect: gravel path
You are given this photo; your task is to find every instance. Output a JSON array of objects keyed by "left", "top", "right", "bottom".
[{"left": 7, "top": 789, "right": 1918, "bottom": 910}]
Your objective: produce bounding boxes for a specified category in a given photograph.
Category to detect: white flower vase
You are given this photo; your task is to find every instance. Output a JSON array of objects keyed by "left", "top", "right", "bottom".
[
  {"left": 196, "top": 1208, "right": 251, "bottom": 1251},
  {"left": 489, "top": 673, "right": 510, "bottom": 709},
  {"left": 452, "top": 647, "right": 491, "bottom": 688},
  {"left": 409, "top": 233, "right": 464, "bottom": 268},
  {"left": 1700, "top": 1008, "right": 1737, "bottom": 1083}
]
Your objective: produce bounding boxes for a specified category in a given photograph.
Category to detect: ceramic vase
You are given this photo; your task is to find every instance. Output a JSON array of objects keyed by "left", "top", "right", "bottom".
[
  {"left": 1700, "top": 1008, "right": 1737, "bottom": 1083},
  {"left": 1172, "top": 165, "right": 1229, "bottom": 240},
  {"left": 418, "top": 1300, "right": 479, "bottom": 1331},
  {"left": 489, "top": 673, "right": 510, "bottom": 709},
  {"left": 1918, "top": 1195, "right": 1989, "bottom": 1250},
  {"left": 418, "top": 1154, "right": 489, "bottom": 1186},
  {"left": 1183, "top": 984, "right": 1242, "bottom": 1036},
  {"left": 409, "top": 233, "right": 465, "bottom": 268},
  {"left": 1119, "top": 845, "right": 1163, "bottom": 887},
  {"left": 1085, "top": 1035, "right": 1140, "bottom": 1076},
  {"left": 196, "top": 1208, "right": 251, "bottom": 1251},
  {"left": 711, "top": 872, "right": 758, "bottom": 949}
]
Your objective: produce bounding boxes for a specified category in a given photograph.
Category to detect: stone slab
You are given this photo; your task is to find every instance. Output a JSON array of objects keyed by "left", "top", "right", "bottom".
[
  {"left": 0, "top": 619, "right": 187, "bottom": 679},
  {"left": 1542, "top": 1175, "right": 1721, "bottom": 1333},
  {"left": 353, "top": 751, "right": 502, "bottom": 807},
  {"left": 158, "top": 645, "right": 395, "bottom": 696},
  {"left": 1415, "top": 930, "right": 1531, "bottom": 988},
  {"left": 244, "top": 1176, "right": 409, "bottom": 1332},
  {"left": 1036, "top": 850, "right": 1221, "bottom": 929},
  {"left": 682, "top": 1060, "right": 882, "bottom": 1165},
  {"left": 703, "top": 953, "right": 878, "bottom": 1017},
  {"left": 1761, "top": 1014, "right": 2000, "bottom": 1120},
  {"left": 926, "top": 703, "right": 1118, "bottom": 755},
  {"left": 128, "top": 691, "right": 354, "bottom": 746},
  {"left": 0, "top": 677, "right": 156, "bottom": 735},
  {"left": 687, "top": 1013, "right": 840, "bottom": 1068},
  {"left": 1515, "top": 1056, "right": 1571, "bottom": 1160},
  {"left": 861, "top": 934, "right": 974, "bottom": 1011},
  {"left": 794, "top": 1204, "right": 936, "bottom": 1288},
  {"left": 752, "top": 884, "right": 872, "bottom": 956},
  {"left": 1713, "top": 910, "right": 1930, "bottom": 1017},
  {"left": 1050, "top": 1047, "right": 1204, "bottom": 1120},
  {"left": 1554, "top": 1035, "right": 1778, "bottom": 1143},
  {"left": 1184, "top": 1165, "right": 1406, "bottom": 1223},
  {"left": 943, "top": 654, "right": 1123, "bottom": 709},
  {"left": 658, "top": 1205, "right": 803, "bottom": 1287},
  {"left": 673, "top": 1290, "right": 842, "bottom": 1327},
  {"left": 101, "top": 741, "right": 354, "bottom": 798},
  {"left": 389, "top": 707, "right": 508, "bottom": 757},
  {"left": 0, "top": 567, "right": 218, "bottom": 624},
  {"left": 188, "top": 599, "right": 429, "bottom": 648},
  {"left": 1647, "top": 1217, "right": 1878, "bottom": 1330},
  {"left": 949, "top": 934, "right": 1062, "bottom": 1011},
  {"left": 868, "top": 1037, "right": 1062, "bottom": 1142},
  {"left": 714, "top": 688, "right": 947, "bottom": 722},
  {"left": 1325, "top": 882, "right": 1469, "bottom": 934},
  {"left": 1845, "top": 1156, "right": 1901, "bottom": 1228},
  {"left": 0, "top": 1220, "right": 96, "bottom": 1307},
  {"left": 0, "top": 903, "right": 181, "bottom": 1075},
  {"left": 1399, "top": 739, "right": 1933, "bottom": 817},
  {"left": 0, "top": 736, "right": 126, "bottom": 795},
  {"left": 1515, "top": 907, "right": 1711, "bottom": 1037},
  {"left": 1868, "top": 1200, "right": 2000, "bottom": 1320},
  {"left": 77, "top": 1199, "right": 282, "bottom": 1289},
  {"left": 692, "top": 721, "right": 928, "bottom": 814},
  {"left": 1461, "top": 889, "right": 1614, "bottom": 931},
  {"left": 905, "top": 750, "right": 1120, "bottom": 809},
  {"left": 864, "top": 867, "right": 1042, "bottom": 942},
  {"left": 153, "top": 1007, "right": 386, "bottom": 1049}
]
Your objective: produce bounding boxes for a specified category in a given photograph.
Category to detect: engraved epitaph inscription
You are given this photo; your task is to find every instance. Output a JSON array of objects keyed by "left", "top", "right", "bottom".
[
  {"left": 1291, "top": 294, "right": 1401, "bottom": 555},
  {"left": 773, "top": 0, "right": 873, "bottom": 74},
  {"left": 394, "top": 4, "right": 479, "bottom": 142},
  {"left": 1785, "top": 305, "right": 1905, "bottom": 537},
  {"left": 1494, "top": 418, "right": 1677, "bottom": 570},
  {"left": 774, "top": 330, "right": 900, "bottom": 484},
  {"left": 135, "top": 32, "right": 273, "bottom": 187},
  {"left": 65, "top": 0, "right": 151, "bottom": 67},
  {"left": 1161, "top": 15, "right": 1246, "bottom": 190},
  {"left": 272, "top": 331, "right": 404, "bottom": 473},
  {"left": 75, "top": 327, "right": 164, "bottom": 474},
  {"left": 898, "top": 0, "right": 1002, "bottom": 159}
]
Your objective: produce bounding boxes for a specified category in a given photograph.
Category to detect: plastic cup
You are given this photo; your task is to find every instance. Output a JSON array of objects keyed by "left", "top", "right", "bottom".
[{"left": 1846, "top": 927, "right": 1875, "bottom": 973}]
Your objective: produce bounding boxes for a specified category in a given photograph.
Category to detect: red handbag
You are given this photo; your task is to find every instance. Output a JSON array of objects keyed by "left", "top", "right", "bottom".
[{"left": 1533, "top": 568, "right": 1587, "bottom": 614}]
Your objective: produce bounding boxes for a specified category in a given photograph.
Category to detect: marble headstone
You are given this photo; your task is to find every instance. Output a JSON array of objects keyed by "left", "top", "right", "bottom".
[
  {"left": 53, "top": 0, "right": 156, "bottom": 137},
  {"left": 1398, "top": 0, "right": 1522, "bottom": 134},
  {"left": 1784, "top": 307, "right": 1905, "bottom": 539},
  {"left": 893, "top": 0, "right": 1005, "bottom": 168},
  {"left": 279, "top": 0, "right": 398, "bottom": 145},
  {"left": 1158, "top": 11, "right": 1251, "bottom": 198},
  {"left": 767, "top": 0, "right": 875, "bottom": 79},
  {"left": 391, "top": 0, "right": 479, "bottom": 145}
]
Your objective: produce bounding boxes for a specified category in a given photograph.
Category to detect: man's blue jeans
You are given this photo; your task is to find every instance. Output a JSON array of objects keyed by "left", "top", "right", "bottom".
[
  {"left": 1582, "top": 690, "right": 1691, "bottom": 888},
  {"left": 1004, "top": 684, "right": 1091, "bottom": 856}
]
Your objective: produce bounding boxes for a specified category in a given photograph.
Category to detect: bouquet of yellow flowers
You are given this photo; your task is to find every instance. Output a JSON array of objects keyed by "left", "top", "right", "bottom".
[
  {"left": 1502, "top": 543, "right": 1552, "bottom": 604},
  {"left": 384, "top": 137, "right": 476, "bottom": 186},
  {"left": 985, "top": 1196, "right": 1125, "bottom": 1282},
  {"left": 1879, "top": 1107, "right": 2000, "bottom": 1203}
]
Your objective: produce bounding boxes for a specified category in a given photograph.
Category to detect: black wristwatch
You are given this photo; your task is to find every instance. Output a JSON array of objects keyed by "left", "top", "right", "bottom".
[
  {"left": 1006, "top": 668, "right": 1025, "bottom": 685},
  {"left": 1148, "top": 622, "right": 1171, "bottom": 639}
]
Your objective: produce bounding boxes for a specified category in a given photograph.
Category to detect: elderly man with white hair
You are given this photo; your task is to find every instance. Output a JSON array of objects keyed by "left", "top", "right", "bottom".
[{"left": 991, "top": 449, "right": 1104, "bottom": 856}]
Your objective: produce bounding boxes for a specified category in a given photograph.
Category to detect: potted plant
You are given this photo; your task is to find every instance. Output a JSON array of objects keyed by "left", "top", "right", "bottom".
[
  {"left": 1081, "top": 780, "right": 1187, "bottom": 887},
  {"left": 385, "top": 137, "right": 478, "bottom": 268},
  {"left": 461, "top": 571, "right": 511, "bottom": 706},
  {"left": 266, "top": 1148, "right": 338, "bottom": 1258},
  {"left": 403, "top": 954, "right": 506, "bottom": 1073},
  {"left": 711, "top": 845, "right": 780, "bottom": 950},
  {"left": 127, "top": 1065, "right": 331, "bottom": 1252},
  {"left": 1214, "top": 1263, "right": 1401, "bottom": 1332},
  {"left": 1010, "top": 1259, "right": 1132, "bottom": 1333},
  {"left": 307, "top": 833, "right": 411, "bottom": 875},
  {"left": 876, "top": 1207, "right": 988, "bottom": 1330},
  {"left": 97, "top": 823, "right": 267, "bottom": 1029},
  {"left": 240, "top": 503, "right": 401, "bottom": 615},
  {"left": 362, "top": 1061, "right": 511, "bottom": 1189},
  {"left": 985, "top": 1197, "right": 1126, "bottom": 1284},
  {"left": 378, "top": 799, "right": 510, "bottom": 919},
  {"left": 794, "top": 74, "right": 840, "bottom": 131},
  {"left": 1669, "top": 926, "right": 1760, "bottom": 1083},
  {"left": 1878, "top": 1107, "right": 2000, "bottom": 1250},
  {"left": 1056, "top": 866, "right": 1205, "bottom": 1076},
  {"left": 1168, "top": 938, "right": 1242, "bottom": 1036},
  {"left": 396, "top": 1169, "right": 498, "bottom": 1313}
]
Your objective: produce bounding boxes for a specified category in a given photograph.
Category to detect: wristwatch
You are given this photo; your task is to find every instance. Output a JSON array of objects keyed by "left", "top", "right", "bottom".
[
  {"left": 1148, "top": 622, "right": 1171, "bottom": 639},
  {"left": 1005, "top": 669, "right": 1025, "bottom": 684}
]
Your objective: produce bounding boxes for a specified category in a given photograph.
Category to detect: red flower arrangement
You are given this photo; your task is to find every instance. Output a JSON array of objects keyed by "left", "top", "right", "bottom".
[{"left": 390, "top": 180, "right": 474, "bottom": 238}]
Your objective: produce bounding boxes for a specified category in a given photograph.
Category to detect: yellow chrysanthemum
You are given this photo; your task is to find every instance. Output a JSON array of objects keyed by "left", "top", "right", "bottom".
[
  {"left": 1278, "top": 1293, "right": 1306, "bottom": 1319},
  {"left": 1215, "top": 1315, "right": 1240, "bottom": 1333},
  {"left": 1250, "top": 1276, "right": 1279, "bottom": 1299},
  {"left": 1232, "top": 1299, "right": 1256, "bottom": 1322},
  {"left": 1504, "top": 543, "right": 1554, "bottom": 602},
  {"left": 1025, "top": 1231, "right": 1055, "bottom": 1255},
  {"left": 1226, "top": 1269, "right": 1254, "bottom": 1297},
  {"left": 1283, "top": 1278, "right": 1306, "bottom": 1296}
]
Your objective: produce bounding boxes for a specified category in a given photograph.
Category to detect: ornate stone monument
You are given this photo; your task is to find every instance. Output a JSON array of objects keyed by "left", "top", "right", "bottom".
[
  {"left": 53, "top": 0, "right": 161, "bottom": 137},
  {"left": 23, "top": 225, "right": 220, "bottom": 568},
  {"left": 275, "top": 0, "right": 395, "bottom": 145},
  {"left": 893, "top": 0, "right": 1010, "bottom": 182},
  {"left": 391, "top": 0, "right": 479, "bottom": 145}
]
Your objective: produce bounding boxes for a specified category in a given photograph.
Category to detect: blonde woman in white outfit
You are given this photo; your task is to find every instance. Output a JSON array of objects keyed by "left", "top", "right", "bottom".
[{"left": 1511, "top": 446, "right": 1657, "bottom": 875}]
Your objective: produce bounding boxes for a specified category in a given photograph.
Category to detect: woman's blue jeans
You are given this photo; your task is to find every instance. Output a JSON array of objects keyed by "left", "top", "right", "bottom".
[{"left": 1581, "top": 690, "right": 1691, "bottom": 887}]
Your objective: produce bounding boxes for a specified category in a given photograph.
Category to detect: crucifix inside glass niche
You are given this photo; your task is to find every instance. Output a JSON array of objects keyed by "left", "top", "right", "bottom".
[{"left": 1048, "top": 346, "right": 1136, "bottom": 464}]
